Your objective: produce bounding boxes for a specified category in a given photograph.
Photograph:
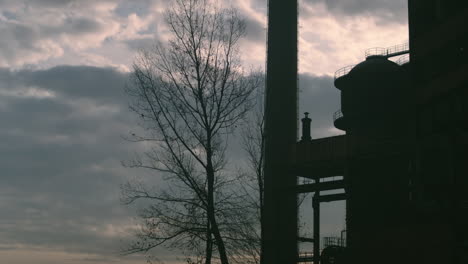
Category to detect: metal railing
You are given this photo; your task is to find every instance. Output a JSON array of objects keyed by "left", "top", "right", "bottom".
[
  {"left": 364, "top": 47, "right": 387, "bottom": 57},
  {"left": 298, "top": 252, "right": 314, "bottom": 258},
  {"left": 297, "top": 252, "right": 314, "bottom": 263},
  {"left": 333, "top": 109, "right": 343, "bottom": 122},
  {"left": 323, "top": 236, "right": 346, "bottom": 248},
  {"left": 396, "top": 53, "right": 410, "bottom": 65},
  {"left": 334, "top": 42, "right": 410, "bottom": 82},
  {"left": 386, "top": 42, "right": 409, "bottom": 56},
  {"left": 365, "top": 42, "right": 409, "bottom": 58},
  {"left": 334, "top": 64, "right": 355, "bottom": 80}
]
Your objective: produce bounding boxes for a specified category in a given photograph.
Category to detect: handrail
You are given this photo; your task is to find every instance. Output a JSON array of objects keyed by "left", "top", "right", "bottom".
[
  {"left": 334, "top": 64, "right": 355, "bottom": 80},
  {"left": 396, "top": 54, "right": 410, "bottom": 65},
  {"left": 365, "top": 47, "right": 387, "bottom": 57},
  {"left": 365, "top": 42, "right": 409, "bottom": 58},
  {"left": 298, "top": 252, "right": 314, "bottom": 257},
  {"left": 333, "top": 109, "right": 343, "bottom": 122},
  {"left": 323, "top": 236, "right": 346, "bottom": 247},
  {"left": 298, "top": 251, "right": 314, "bottom": 260},
  {"left": 386, "top": 42, "right": 409, "bottom": 56},
  {"left": 334, "top": 42, "right": 410, "bottom": 81}
]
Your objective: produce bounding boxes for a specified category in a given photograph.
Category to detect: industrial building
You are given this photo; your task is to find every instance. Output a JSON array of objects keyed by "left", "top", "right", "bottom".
[{"left": 262, "top": 0, "right": 468, "bottom": 263}]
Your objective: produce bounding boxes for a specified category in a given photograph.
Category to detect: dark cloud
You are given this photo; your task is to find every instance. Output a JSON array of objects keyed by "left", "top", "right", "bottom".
[
  {"left": 15, "top": 65, "right": 130, "bottom": 103},
  {"left": 0, "top": 21, "right": 47, "bottom": 64},
  {"left": 0, "top": 1, "right": 353, "bottom": 262},
  {"left": 299, "top": 73, "right": 342, "bottom": 138},
  {"left": 244, "top": 16, "right": 266, "bottom": 43},
  {"left": 22, "top": 0, "right": 116, "bottom": 8},
  {"left": 0, "top": 69, "right": 344, "bottom": 262},
  {"left": 304, "top": 0, "right": 408, "bottom": 24},
  {"left": 124, "top": 37, "right": 155, "bottom": 51},
  {"left": 52, "top": 17, "right": 104, "bottom": 35},
  {"left": 0, "top": 65, "right": 154, "bottom": 259},
  {"left": 114, "top": 0, "right": 159, "bottom": 17},
  {"left": 0, "top": 1, "right": 117, "bottom": 66},
  {"left": 0, "top": 65, "right": 132, "bottom": 187}
]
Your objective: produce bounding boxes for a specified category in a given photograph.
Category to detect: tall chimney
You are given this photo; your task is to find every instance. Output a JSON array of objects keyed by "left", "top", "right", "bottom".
[
  {"left": 301, "top": 112, "right": 312, "bottom": 141},
  {"left": 262, "top": 0, "right": 298, "bottom": 263}
]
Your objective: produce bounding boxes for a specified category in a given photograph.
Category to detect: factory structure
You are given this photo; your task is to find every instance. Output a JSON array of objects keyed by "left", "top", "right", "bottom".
[{"left": 262, "top": 0, "right": 468, "bottom": 264}]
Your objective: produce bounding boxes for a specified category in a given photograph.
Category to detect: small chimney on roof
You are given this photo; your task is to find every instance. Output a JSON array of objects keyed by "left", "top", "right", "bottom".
[{"left": 301, "top": 112, "right": 312, "bottom": 141}]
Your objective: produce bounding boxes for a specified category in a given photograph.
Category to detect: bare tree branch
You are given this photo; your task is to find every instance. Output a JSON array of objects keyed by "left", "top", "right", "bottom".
[{"left": 122, "top": 1, "right": 261, "bottom": 263}]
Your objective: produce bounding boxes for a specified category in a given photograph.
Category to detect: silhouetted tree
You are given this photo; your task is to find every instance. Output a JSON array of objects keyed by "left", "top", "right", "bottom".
[
  {"left": 240, "top": 100, "right": 265, "bottom": 264},
  {"left": 122, "top": 0, "right": 261, "bottom": 263},
  {"left": 240, "top": 88, "right": 310, "bottom": 264}
]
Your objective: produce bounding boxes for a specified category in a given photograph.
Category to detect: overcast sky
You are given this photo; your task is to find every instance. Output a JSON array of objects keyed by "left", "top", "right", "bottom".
[{"left": 0, "top": 0, "right": 408, "bottom": 263}]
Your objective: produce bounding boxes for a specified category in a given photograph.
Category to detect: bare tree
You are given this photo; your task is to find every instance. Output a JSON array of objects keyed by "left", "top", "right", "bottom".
[
  {"left": 240, "top": 89, "right": 311, "bottom": 264},
  {"left": 121, "top": 0, "right": 261, "bottom": 263},
  {"left": 240, "top": 89, "right": 265, "bottom": 264}
]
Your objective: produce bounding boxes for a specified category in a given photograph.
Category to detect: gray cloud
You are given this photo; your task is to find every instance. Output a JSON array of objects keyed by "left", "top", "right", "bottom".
[
  {"left": 244, "top": 16, "right": 266, "bottom": 43},
  {"left": 299, "top": 73, "right": 342, "bottom": 138},
  {"left": 0, "top": 68, "right": 345, "bottom": 264},
  {"left": 0, "top": 1, "right": 119, "bottom": 66},
  {"left": 45, "top": 17, "right": 105, "bottom": 36},
  {"left": 0, "top": 0, "right": 358, "bottom": 262},
  {"left": 16, "top": 0, "right": 116, "bottom": 8},
  {"left": 0, "top": 65, "right": 155, "bottom": 261},
  {"left": 249, "top": 0, "right": 267, "bottom": 14},
  {"left": 124, "top": 37, "right": 156, "bottom": 51},
  {"left": 12, "top": 65, "right": 130, "bottom": 102},
  {"left": 0, "top": 21, "right": 56, "bottom": 65},
  {"left": 304, "top": 0, "right": 408, "bottom": 24},
  {"left": 115, "top": 0, "right": 165, "bottom": 17}
]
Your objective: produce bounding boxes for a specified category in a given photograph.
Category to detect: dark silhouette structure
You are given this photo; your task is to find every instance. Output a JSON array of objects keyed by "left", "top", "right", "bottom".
[
  {"left": 262, "top": 0, "right": 298, "bottom": 263},
  {"left": 263, "top": 0, "right": 468, "bottom": 263}
]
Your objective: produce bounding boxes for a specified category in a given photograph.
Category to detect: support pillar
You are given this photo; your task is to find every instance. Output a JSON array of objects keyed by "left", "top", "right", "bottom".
[
  {"left": 262, "top": 0, "right": 298, "bottom": 263},
  {"left": 313, "top": 178, "right": 320, "bottom": 264}
]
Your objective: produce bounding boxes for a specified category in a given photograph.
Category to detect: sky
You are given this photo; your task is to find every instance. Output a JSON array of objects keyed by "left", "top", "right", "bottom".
[{"left": 0, "top": 0, "right": 408, "bottom": 263}]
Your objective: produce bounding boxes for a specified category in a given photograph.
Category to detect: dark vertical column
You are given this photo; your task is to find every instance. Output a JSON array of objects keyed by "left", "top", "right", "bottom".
[
  {"left": 313, "top": 180, "right": 320, "bottom": 264},
  {"left": 263, "top": 0, "right": 298, "bottom": 263},
  {"left": 407, "top": 0, "right": 417, "bottom": 61}
]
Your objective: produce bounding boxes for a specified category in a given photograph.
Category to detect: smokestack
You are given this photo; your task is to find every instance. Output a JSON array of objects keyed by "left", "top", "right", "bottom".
[
  {"left": 262, "top": 0, "right": 298, "bottom": 263},
  {"left": 301, "top": 112, "right": 312, "bottom": 141}
]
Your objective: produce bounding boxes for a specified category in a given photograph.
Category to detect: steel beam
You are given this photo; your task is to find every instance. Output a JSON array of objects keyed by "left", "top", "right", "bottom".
[
  {"left": 296, "top": 180, "right": 345, "bottom": 193},
  {"left": 317, "top": 193, "right": 347, "bottom": 203},
  {"left": 298, "top": 237, "right": 315, "bottom": 243}
]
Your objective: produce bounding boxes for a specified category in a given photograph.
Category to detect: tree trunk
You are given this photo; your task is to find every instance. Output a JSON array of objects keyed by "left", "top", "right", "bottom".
[
  {"left": 205, "top": 219, "right": 212, "bottom": 264},
  {"left": 258, "top": 126, "right": 265, "bottom": 264},
  {"left": 206, "top": 148, "right": 229, "bottom": 264}
]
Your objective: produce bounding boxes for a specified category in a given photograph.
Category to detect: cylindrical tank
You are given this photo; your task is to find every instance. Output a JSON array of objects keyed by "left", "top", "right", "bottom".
[
  {"left": 340, "top": 55, "right": 409, "bottom": 131},
  {"left": 336, "top": 55, "right": 412, "bottom": 264}
]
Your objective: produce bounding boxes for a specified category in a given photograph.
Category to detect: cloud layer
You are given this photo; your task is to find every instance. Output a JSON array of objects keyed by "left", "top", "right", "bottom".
[
  {"left": 0, "top": 0, "right": 408, "bottom": 263},
  {"left": 0, "top": 65, "right": 342, "bottom": 263},
  {"left": 0, "top": 65, "right": 153, "bottom": 263}
]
